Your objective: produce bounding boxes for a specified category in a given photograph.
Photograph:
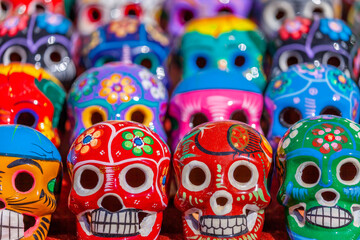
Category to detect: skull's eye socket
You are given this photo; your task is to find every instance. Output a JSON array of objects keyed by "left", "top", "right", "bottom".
[
  {"left": 218, "top": 7, "right": 233, "bottom": 14},
  {"left": 120, "top": 164, "right": 154, "bottom": 194},
  {"left": 303, "top": 2, "right": 332, "bottom": 19},
  {"left": 195, "top": 56, "right": 208, "bottom": 69},
  {"left": 44, "top": 45, "right": 68, "bottom": 68},
  {"left": 179, "top": 8, "right": 195, "bottom": 25},
  {"left": 320, "top": 106, "right": 342, "bottom": 117},
  {"left": 0, "top": 2, "right": 9, "bottom": 13},
  {"left": 124, "top": 4, "right": 142, "bottom": 17},
  {"left": 279, "top": 51, "right": 303, "bottom": 72},
  {"left": 322, "top": 53, "right": 345, "bottom": 70},
  {"left": 14, "top": 171, "right": 35, "bottom": 193},
  {"left": 87, "top": 7, "right": 102, "bottom": 22},
  {"left": 337, "top": 158, "right": 360, "bottom": 185},
  {"left": 95, "top": 56, "right": 117, "bottom": 67},
  {"left": 125, "top": 105, "right": 154, "bottom": 126},
  {"left": 15, "top": 110, "right": 38, "bottom": 128},
  {"left": 280, "top": 107, "right": 302, "bottom": 128},
  {"left": 182, "top": 161, "right": 211, "bottom": 191},
  {"left": 82, "top": 106, "right": 108, "bottom": 129},
  {"left": 35, "top": 3, "right": 45, "bottom": 13},
  {"left": 275, "top": 8, "right": 287, "bottom": 20},
  {"left": 74, "top": 166, "right": 104, "bottom": 196},
  {"left": 296, "top": 162, "right": 321, "bottom": 188},
  {"left": 230, "top": 110, "right": 248, "bottom": 124},
  {"left": 228, "top": 161, "right": 259, "bottom": 190},
  {"left": 234, "top": 55, "right": 246, "bottom": 67},
  {"left": 190, "top": 113, "right": 208, "bottom": 128},
  {"left": 3, "top": 46, "right": 27, "bottom": 64},
  {"left": 263, "top": 1, "right": 295, "bottom": 32},
  {"left": 134, "top": 53, "right": 160, "bottom": 74}
]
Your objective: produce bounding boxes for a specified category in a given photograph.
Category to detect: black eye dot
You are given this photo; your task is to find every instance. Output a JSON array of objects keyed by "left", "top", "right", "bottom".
[
  {"left": 126, "top": 168, "right": 146, "bottom": 188},
  {"left": 313, "top": 7, "right": 324, "bottom": 15},
  {"left": 9, "top": 52, "right": 22, "bottom": 62},
  {"left": 230, "top": 110, "right": 248, "bottom": 123},
  {"left": 91, "top": 112, "right": 105, "bottom": 125},
  {"left": 275, "top": 8, "right": 286, "bottom": 20},
  {"left": 320, "top": 106, "right": 341, "bottom": 117},
  {"left": 80, "top": 169, "right": 99, "bottom": 189},
  {"left": 180, "top": 9, "right": 194, "bottom": 24},
  {"left": 301, "top": 165, "right": 320, "bottom": 185},
  {"left": 140, "top": 58, "right": 152, "bottom": 69},
  {"left": 50, "top": 51, "right": 61, "bottom": 63},
  {"left": 15, "top": 172, "right": 34, "bottom": 192},
  {"left": 189, "top": 167, "right": 206, "bottom": 186},
  {"left": 327, "top": 56, "right": 341, "bottom": 67},
  {"left": 35, "top": 4, "right": 45, "bottom": 13},
  {"left": 218, "top": 7, "right": 233, "bottom": 14},
  {"left": 280, "top": 107, "right": 302, "bottom": 128},
  {"left": 196, "top": 57, "right": 207, "bottom": 69},
  {"left": 131, "top": 110, "right": 145, "bottom": 124},
  {"left": 1, "top": 2, "right": 8, "bottom": 12},
  {"left": 234, "top": 165, "right": 252, "bottom": 183},
  {"left": 16, "top": 112, "right": 36, "bottom": 127},
  {"left": 234, "top": 55, "right": 245, "bottom": 67},
  {"left": 287, "top": 56, "right": 299, "bottom": 67},
  {"left": 190, "top": 113, "right": 208, "bottom": 128},
  {"left": 340, "top": 162, "right": 358, "bottom": 181}
]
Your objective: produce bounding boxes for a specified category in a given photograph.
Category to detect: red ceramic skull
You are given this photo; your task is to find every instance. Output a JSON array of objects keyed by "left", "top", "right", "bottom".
[
  {"left": 67, "top": 120, "right": 171, "bottom": 239},
  {"left": 173, "top": 120, "right": 272, "bottom": 239}
]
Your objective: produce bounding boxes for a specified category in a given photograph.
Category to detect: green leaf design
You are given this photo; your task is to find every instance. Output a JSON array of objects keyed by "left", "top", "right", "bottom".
[
  {"left": 122, "top": 141, "right": 133, "bottom": 150},
  {"left": 132, "top": 147, "right": 143, "bottom": 156},
  {"left": 143, "top": 145, "right": 153, "bottom": 154},
  {"left": 133, "top": 129, "right": 144, "bottom": 137},
  {"left": 122, "top": 132, "right": 134, "bottom": 140},
  {"left": 48, "top": 178, "right": 56, "bottom": 193},
  {"left": 143, "top": 136, "right": 154, "bottom": 145}
]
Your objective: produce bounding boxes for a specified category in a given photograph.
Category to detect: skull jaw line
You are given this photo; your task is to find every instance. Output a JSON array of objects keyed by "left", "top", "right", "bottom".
[
  {"left": 0, "top": 209, "right": 38, "bottom": 239},
  {"left": 290, "top": 203, "right": 359, "bottom": 229},
  {"left": 78, "top": 208, "right": 157, "bottom": 238},
  {"left": 184, "top": 207, "right": 258, "bottom": 238}
]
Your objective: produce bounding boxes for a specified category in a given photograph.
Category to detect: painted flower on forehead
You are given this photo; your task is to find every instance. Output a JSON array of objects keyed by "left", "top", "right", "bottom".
[
  {"left": 0, "top": 15, "right": 29, "bottom": 37},
  {"left": 99, "top": 74, "right": 136, "bottom": 104},
  {"left": 297, "top": 63, "right": 326, "bottom": 78},
  {"left": 109, "top": 18, "right": 139, "bottom": 38},
  {"left": 71, "top": 71, "right": 99, "bottom": 102},
  {"left": 329, "top": 69, "right": 354, "bottom": 92},
  {"left": 269, "top": 75, "right": 292, "bottom": 97},
  {"left": 75, "top": 127, "right": 103, "bottom": 154},
  {"left": 122, "top": 129, "right": 154, "bottom": 156},
  {"left": 312, "top": 123, "right": 348, "bottom": 154},
  {"left": 279, "top": 17, "right": 311, "bottom": 41},
  {"left": 36, "top": 13, "right": 72, "bottom": 35},
  {"left": 320, "top": 18, "right": 352, "bottom": 41}
]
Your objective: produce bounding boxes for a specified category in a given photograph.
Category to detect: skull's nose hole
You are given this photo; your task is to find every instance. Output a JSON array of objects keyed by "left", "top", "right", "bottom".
[
  {"left": 321, "top": 191, "right": 337, "bottom": 201},
  {"left": 101, "top": 195, "right": 123, "bottom": 212},
  {"left": 0, "top": 199, "right": 5, "bottom": 209},
  {"left": 216, "top": 197, "right": 228, "bottom": 206}
]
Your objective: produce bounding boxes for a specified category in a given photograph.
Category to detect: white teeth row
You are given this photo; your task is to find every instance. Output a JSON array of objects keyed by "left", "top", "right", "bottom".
[
  {"left": 200, "top": 216, "right": 247, "bottom": 237},
  {"left": 306, "top": 207, "right": 352, "bottom": 229},
  {"left": 0, "top": 209, "right": 24, "bottom": 240},
  {"left": 90, "top": 210, "right": 139, "bottom": 236}
]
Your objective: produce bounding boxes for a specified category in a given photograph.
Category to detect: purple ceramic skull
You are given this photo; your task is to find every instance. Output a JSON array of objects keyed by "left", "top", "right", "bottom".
[
  {"left": 165, "top": 0, "right": 254, "bottom": 38},
  {"left": 270, "top": 17, "right": 360, "bottom": 84},
  {"left": 68, "top": 62, "right": 168, "bottom": 143},
  {"left": 168, "top": 69, "right": 263, "bottom": 151}
]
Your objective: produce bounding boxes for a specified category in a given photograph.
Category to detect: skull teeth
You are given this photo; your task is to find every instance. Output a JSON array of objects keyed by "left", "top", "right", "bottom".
[
  {"left": 0, "top": 209, "right": 25, "bottom": 239},
  {"left": 306, "top": 206, "right": 353, "bottom": 229},
  {"left": 90, "top": 209, "right": 148, "bottom": 237},
  {"left": 199, "top": 215, "right": 248, "bottom": 237}
]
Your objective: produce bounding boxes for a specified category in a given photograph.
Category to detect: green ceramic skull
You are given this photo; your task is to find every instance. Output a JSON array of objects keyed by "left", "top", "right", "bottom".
[{"left": 277, "top": 115, "right": 360, "bottom": 240}]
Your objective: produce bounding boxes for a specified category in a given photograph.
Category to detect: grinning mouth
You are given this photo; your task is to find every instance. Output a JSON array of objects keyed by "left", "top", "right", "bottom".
[
  {"left": 185, "top": 209, "right": 258, "bottom": 237},
  {"left": 80, "top": 208, "right": 157, "bottom": 237},
  {"left": 0, "top": 209, "right": 37, "bottom": 239}
]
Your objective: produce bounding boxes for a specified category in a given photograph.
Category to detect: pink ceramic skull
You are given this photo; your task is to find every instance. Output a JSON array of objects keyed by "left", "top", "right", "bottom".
[
  {"left": 168, "top": 70, "right": 264, "bottom": 151},
  {"left": 173, "top": 120, "right": 272, "bottom": 239},
  {"left": 67, "top": 120, "right": 171, "bottom": 239}
]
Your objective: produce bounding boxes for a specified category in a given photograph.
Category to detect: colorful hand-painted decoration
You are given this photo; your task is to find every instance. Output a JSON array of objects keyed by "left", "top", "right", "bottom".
[
  {"left": 82, "top": 17, "right": 170, "bottom": 88},
  {"left": 165, "top": 0, "right": 254, "bottom": 38},
  {"left": 68, "top": 62, "right": 168, "bottom": 143},
  {"left": 270, "top": 17, "right": 360, "bottom": 84},
  {"left": 75, "top": 0, "right": 164, "bottom": 36},
  {"left": 180, "top": 15, "right": 267, "bottom": 91},
  {"left": 259, "top": 0, "right": 342, "bottom": 39},
  {"left": 0, "top": 12, "right": 78, "bottom": 86},
  {"left": 173, "top": 120, "right": 272, "bottom": 240},
  {"left": 169, "top": 69, "right": 264, "bottom": 151},
  {"left": 67, "top": 120, "right": 170, "bottom": 240},
  {"left": 277, "top": 116, "right": 360, "bottom": 240},
  {"left": 0, "top": 0, "right": 65, "bottom": 21},
  {"left": 265, "top": 63, "right": 360, "bottom": 149},
  {"left": 0, "top": 63, "right": 66, "bottom": 147},
  {"left": 0, "top": 124, "right": 62, "bottom": 240}
]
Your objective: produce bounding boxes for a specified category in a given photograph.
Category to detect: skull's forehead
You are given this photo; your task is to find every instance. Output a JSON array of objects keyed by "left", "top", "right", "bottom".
[
  {"left": 68, "top": 121, "right": 170, "bottom": 167},
  {"left": 281, "top": 116, "right": 360, "bottom": 156},
  {"left": 175, "top": 121, "right": 272, "bottom": 171}
]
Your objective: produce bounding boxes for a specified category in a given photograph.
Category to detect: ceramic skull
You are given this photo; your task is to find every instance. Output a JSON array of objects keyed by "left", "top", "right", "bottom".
[
  {"left": 270, "top": 17, "right": 360, "bottom": 84},
  {"left": 0, "top": 12, "right": 79, "bottom": 86},
  {"left": 265, "top": 63, "right": 360, "bottom": 149},
  {"left": 0, "top": 124, "right": 62, "bottom": 240},
  {"left": 277, "top": 115, "right": 360, "bottom": 239},
  {"left": 165, "top": 0, "right": 254, "bottom": 39},
  {"left": 67, "top": 120, "right": 171, "bottom": 239},
  {"left": 0, "top": 63, "right": 66, "bottom": 147},
  {"left": 180, "top": 15, "right": 267, "bottom": 91},
  {"left": 173, "top": 120, "right": 272, "bottom": 239},
  {"left": 259, "top": 0, "right": 342, "bottom": 39},
  {"left": 168, "top": 69, "right": 264, "bottom": 151},
  {"left": 67, "top": 62, "right": 168, "bottom": 143},
  {"left": 82, "top": 17, "right": 170, "bottom": 88}
]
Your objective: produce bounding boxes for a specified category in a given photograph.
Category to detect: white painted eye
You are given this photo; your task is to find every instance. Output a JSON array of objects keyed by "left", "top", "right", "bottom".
[
  {"left": 228, "top": 161, "right": 259, "bottom": 191},
  {"left": 3, "top": 46, "right": 27, "bottom": 64},
  {"left": 279, "top": 51, "right": 303, "bottom": 72},
  {"left": 336, "top": 158, "right": 360, "bottom": 185},
  {"left": 322, "top": 52, "right": 345, "bottom": 71},
  {"left": 296, "top": 162, "right": 321, "bottom": 188},
  {"left": 263, "top": 1, "right": 295, "bottom": 32},
  {"left": 182, "top": 161, "right": 211, "bottom": 191},
  {"left": 44, "top": 45, "right": 69, "bottom": 67},
  {"left": 74, "top": 165, "right": 104, "bottom": 196},
  {"left": 303, "top": 1, "right": 333, "bottom": 19},
  {"left": 119, "top": 164, "right": 154, "bottom": 194}
]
